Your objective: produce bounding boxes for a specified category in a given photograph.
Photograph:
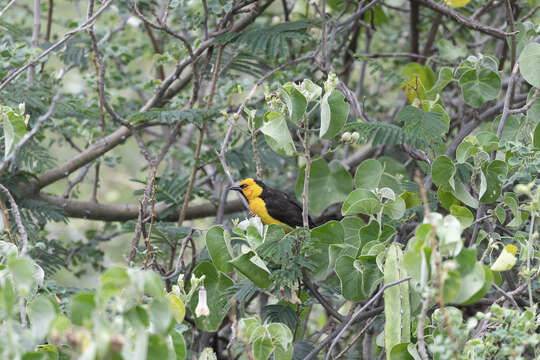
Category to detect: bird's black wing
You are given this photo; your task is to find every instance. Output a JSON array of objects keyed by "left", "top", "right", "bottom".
[{"left": 261, "top": 187, "right": 315, "bottom": 228}]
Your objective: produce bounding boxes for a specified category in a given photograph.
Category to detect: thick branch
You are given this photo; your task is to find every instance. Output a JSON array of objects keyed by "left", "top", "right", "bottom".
[{"left": 35, "top": 193, "right": 245, "bottom": 222}]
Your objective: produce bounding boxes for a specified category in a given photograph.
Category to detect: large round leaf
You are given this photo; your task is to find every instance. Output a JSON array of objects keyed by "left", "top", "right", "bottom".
[
  {"left": 431, "top": 155, "right": 455, "bottom": 191},
  {"left": 342, "top": 189, "right": 381, "bottom": 216},
  {"left": 519, "top": 42, "right": 540, "bottom": 88},
  {"left": 205, "top": 225, "right": 233, "bottom": 273},
  {"left": 261, "top": 112, "right": 295, "bottom": 156},
  {"left": 354, "top": 159, "right": 383, "bottom": 190},
  {"left": 319, "top": 90, "right": 350, "bottom": 139},
  {"left": 459, "top": 68, "right": 501, "bottom": 108},
  {"left": 296, "top": 159, "right": 352, "bottom": 214}
]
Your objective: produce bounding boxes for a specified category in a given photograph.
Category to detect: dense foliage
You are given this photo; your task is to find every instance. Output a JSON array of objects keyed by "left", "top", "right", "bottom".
[{"left": 0, "top": 0, "right": 539, "bottom": 359}]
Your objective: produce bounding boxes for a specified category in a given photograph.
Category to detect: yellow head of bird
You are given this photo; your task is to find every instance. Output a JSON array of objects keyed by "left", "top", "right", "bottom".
[{"left": 229, "top": 178, "right": 263, "bottom": 200}]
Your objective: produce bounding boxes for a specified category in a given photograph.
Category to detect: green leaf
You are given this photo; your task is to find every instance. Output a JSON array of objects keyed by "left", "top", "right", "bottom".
[
  {"left": 534, "top": 122, "right": 540, "bottom": 148},
  {"left": 149, "top": 298, "right": 172, "bottom": 334},
  {"left": 253, "top": 335, "right": 274, "bottom": 360},
  {"left": 398, "top": 106, "right": 449, "bottom": 147},
  {"left": 456, "top": 141, "right": 480, "bottom": 163},
  {"left": 476, "top": 131, "right": 499, "bottom": 152},
  {"left": 354, "top": 159, "right": 383, "bottom": 190},
  {"left": 342, "top": 189, "right": 382, "bottom": 216},
  {"left": 297, "top": 79, "right": 322, "bottom": 102},
  {"left": 167, "top": 293, "right": 186, "bottom": 324},
  {"left": 263, "top": 304, "right": 298, "bottom": 331},
  {"left": 99, "top": 267, "right": 130, "bottom": 301},
  {"left": 240, "top": 317, "right": 262, "bottom": 340},
  {"left": 190, "top": 261, "right": 233, "bottom": 331},
  {"left": 28, "top": 295, "right": 56, "bottom": 340},
  {"left": 384, "top": 244, "right": 411, "bottom": 357},
  {"left": 205, "top": 226, "right": 233, "bottom": 273},
  {"left": 309, "top": 221, "right": 345, "bottom": 280},
  {"left": 144, "top": 270, "right": 165, "bottom": 298},
  {"left": 461, "top": 266, "right": 493, "bottom": 305},
  {"left": 296, "top": 159, "right": 353, "bottom": 214},
  {"left": 401, "top": 63, "right": 436, "bottom": 102},
  {"left": 452, "top": 263, "right": 485, "bottom": 304},
  {"left": 389, "top": 342, "right": 420, "bottom": 360},
  {"left": 261, "top": 112, "right": 295, "bottom": 156},
  {"left": 450, "top": 205, "right": 473, "bottom": 228},
  {"left": 431, "top": 156, "right": 455, "bottom": 190},
  {"left": 229, "top": 251, "right": 271, "bottom": 288},
  {"left": 0, "top": 277, "right": 15, "bottom": 314},
  {"left": 442, "top": 271, "right": 461, "bottom": 304},
  {"left": 2, "top": 106, "right": 28, "bottom": 159},
  {"left": 438, "top": 188, "right": 460, "bottom": 210},
  {"left": 456, "top": 248, "right": 477, "bottom": 276},
  {"left": 70, "top": 293, "right": 96, "bottom": 326},
  {"left": 335, "top": 255, "right": 365, "bottom": 301},
  {"left": 147, "top": 334, "right": 170, "bottom": 359},
  {"left": 383, "top": 196, "right": 406, "bottom": 220},
  {"left": 519, "top": 42, "right": 540, "bottom": 88},
  {"left": 527, "top": 88, "right": 540, "bottom": 124},
  {"left": 281, "top": 83, "right": 307, "bottom": 123},
  {"left": 7, "top": 256, "right": 35, "bottom": 295},
  {"left": 320, "top": 90, "right": 350, "bottom": 139},
  {"left": 341, "top": 217, "right": 364, "bottom": 248},
  {"left": 425, "top": 67, "right": 453, "bottom": 99},
  {"left": 480, "top": 160, "right": 507, "bottom": 203},
  {"left": 459, "top": 68, "right": 501, "bottom": 108},
  {"left": 267, "top": 322, "right": 293, "bottom": 350},
  {"left": 172, "top": 331, "right": 186, "bottom": 360},
  {"left": 453, "top": 180, "right": 478, "bottom": 209}
]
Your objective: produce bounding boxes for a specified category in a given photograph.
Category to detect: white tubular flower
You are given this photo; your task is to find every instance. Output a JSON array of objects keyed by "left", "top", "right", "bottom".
[{"left": 195, "top": 286, "right": 210, "bottom": 317}]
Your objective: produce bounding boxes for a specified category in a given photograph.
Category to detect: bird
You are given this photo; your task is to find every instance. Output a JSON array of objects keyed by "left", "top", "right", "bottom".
[{"left": 229, "top": 178, "right": 315, "bottom": 229}]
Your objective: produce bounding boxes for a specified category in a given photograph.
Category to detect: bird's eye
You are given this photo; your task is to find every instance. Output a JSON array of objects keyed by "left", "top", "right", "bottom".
[{"left": 240, "top": 184, "right": 247, "bottom": 189}]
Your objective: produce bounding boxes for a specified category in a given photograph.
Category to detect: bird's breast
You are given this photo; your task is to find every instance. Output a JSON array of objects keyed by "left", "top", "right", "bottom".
[{"left": 248, "top": 198, "right": 287, "bottom": 226}]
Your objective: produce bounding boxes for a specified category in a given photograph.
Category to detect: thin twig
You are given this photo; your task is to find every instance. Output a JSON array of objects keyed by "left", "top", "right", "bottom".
[
  {"left": 335, "top": 317, "right": 376, "bottom": 359},
  {"left": 508, "top": 88, "right": 539, "bottom": 114},
  {"left": 493, "top": 283, "right": 520, "bottom": 310},
  {"left": 0, "top": 184, "right": 28, "bottom": 255},
  {"left": 324, "top": 277, "right": 411, "bottom": 360},
  {"left": 163, "top": 229, "right": 195, "bottom": 279},
  {"left": 62, "top": 163, "right": 92, "bottom": 198},
  {"left": 303, "top": 306, "right": 384, "bottom": 360}
]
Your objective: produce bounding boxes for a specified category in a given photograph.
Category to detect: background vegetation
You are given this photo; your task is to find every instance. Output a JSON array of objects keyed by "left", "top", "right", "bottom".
[{"left": 0, "top": 0, "right": 539, "bottom": 358}]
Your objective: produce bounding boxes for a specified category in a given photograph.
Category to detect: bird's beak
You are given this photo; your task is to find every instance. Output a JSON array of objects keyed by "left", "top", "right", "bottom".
[{"left": 229, "top": 186, "right": 242, "bottom": 192}]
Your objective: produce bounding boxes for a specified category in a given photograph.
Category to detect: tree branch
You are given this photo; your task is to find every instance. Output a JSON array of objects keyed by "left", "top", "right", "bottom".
[
  {"left": 415, "top": 0, "right": 517, "bottom": 40},
  {"left": 34, "top": 193, "right": 245, "bottom": 222}
]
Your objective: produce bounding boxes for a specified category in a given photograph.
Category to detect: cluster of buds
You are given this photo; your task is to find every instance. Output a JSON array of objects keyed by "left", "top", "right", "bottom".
[
  {"left": 340, "top": 131, "right": 360, "bottom": 144},
  {"left": 515, "top": 182, "right": 535, "bottom": 196},
  {"left": 324, "top": 72, "right": 339, "bottom": 93}
]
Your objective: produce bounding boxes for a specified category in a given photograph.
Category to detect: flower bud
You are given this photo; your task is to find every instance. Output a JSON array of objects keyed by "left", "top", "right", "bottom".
[
  {"left": 350, "top": 131, "right": 360, "bottom": 142},
  {"left": 195, "top": 286, "right": 210, "bottom": 317},
  {"left": 341, "top": 132, "right": 352, "bottom": 143},
  {"left": 515, "top": 184, "right": 529, "bottom": 194}
]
